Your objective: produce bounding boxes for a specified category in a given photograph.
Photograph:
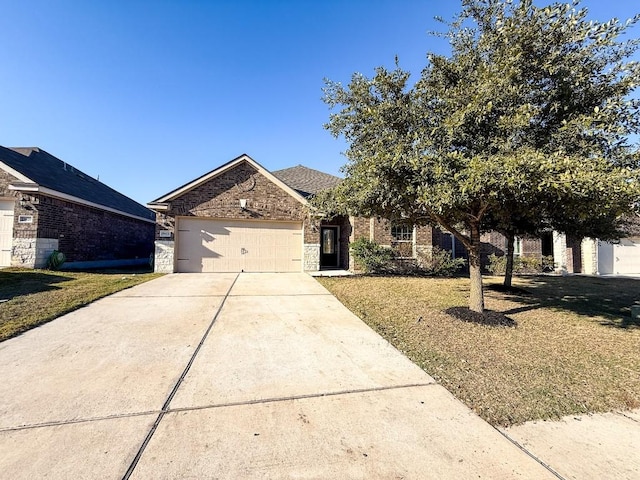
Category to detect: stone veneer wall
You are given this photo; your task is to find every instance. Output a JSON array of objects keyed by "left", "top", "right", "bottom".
[
  {"left": 154, "top": 240, "right": 175, "bottom": 273},
  {"left": 581, "top": 238, "right": 598, "bottom": 275},
  {"left": 304, "top": 244, "right": 320, "bottom": 271},
  {"left": 552, "top": 231, "right": 568, "bottom": 274},
  {"left": 11, "top": 238, "right": 59, "bottom": 268}
]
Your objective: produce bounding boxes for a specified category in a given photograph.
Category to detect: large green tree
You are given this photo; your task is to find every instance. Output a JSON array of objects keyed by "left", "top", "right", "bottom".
[{"left": 320, "top": 0, "right": 640, "bottom": 313}]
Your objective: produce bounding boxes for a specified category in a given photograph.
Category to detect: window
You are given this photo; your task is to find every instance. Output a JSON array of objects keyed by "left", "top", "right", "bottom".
[
  {"left": 18, "top": 215, "right": 33, "bottom": 223},
  {"left": 391, "top": 225, "right": 414, "bottom": 258},
  {"left": 322, "top": 228, "right": 335, "bottom": 254},
  {"left": 514, "top": 237, "right": 523, "bottom": 257}
]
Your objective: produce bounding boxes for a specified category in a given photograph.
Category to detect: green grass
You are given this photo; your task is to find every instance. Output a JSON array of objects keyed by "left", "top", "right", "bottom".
[
  {"left": 0, "top": 268, "right": 163, "bottom": 341},
  {"left": 317, "top": 274, "right": 640, "bottom": 427}
]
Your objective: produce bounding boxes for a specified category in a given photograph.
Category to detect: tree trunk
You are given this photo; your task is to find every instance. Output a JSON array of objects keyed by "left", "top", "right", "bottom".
[
  {"left": 504, "top": 231, "right": 515, "bottom": 288},
  {"left": 468, "top": 222, "right": 485, "bottom": 313}
]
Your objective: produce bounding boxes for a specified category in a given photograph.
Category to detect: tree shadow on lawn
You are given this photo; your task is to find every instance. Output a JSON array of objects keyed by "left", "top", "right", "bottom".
[
  {"left": 486, "top": 275, "right": 640, "bottom": 329},
  {"left": 0, "top": 269, "right": 72, "bottom": 302}
]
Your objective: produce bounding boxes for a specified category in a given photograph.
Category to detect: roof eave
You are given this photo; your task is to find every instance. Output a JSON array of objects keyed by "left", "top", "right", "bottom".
[
  {"left": 9, "top": 184, "right": 155, "bottom": 224},
  {"left": 0, "top": 160, "right": 34, "bottom": 183}
]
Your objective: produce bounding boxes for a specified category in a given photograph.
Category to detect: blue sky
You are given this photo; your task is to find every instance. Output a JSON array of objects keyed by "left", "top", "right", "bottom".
[{"left": 1, "top": 0, "right": 639, "bottom": 205}]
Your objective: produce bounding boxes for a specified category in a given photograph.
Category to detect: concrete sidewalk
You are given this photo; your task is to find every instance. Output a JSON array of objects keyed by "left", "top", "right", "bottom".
[
  {"left": 502, "top": 409, "right": 640, "bottom": 479},
  {"left": 1, "top": 273, "right": 557, "bottom": 478}
]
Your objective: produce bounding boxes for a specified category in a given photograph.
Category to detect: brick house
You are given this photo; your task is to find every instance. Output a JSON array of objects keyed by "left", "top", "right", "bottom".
[
  {"left": 588, "top": 215, "right": 640, "bottom": 275},
  {"left": 148, "top": 153, "right": 640, "bottom": 276},
  {"left": 0, "top": 146, "right": 155, "bottom": 269},
  {"left": 476, "top": 230, "right": 584, "bottom": 274},
  {"left": 476, "top": 230, "right": 640, "bottom": 276},
  {"left": 147, "top": 154, "right": 438, "bottom": 273}
]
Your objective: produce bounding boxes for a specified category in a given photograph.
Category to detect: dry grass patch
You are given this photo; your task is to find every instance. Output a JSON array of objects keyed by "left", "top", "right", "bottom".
[
  {"left": 0, "top": 268, "right": 162, "bottom": 341},
  {"left": 318, "top": 275, "right": 640, "bottom": 426}
]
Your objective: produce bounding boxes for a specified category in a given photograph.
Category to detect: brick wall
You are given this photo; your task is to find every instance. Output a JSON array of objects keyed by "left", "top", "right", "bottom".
[
  {"left": 162, "top": 163, "right": 308, "bottom": 232},
  {"left": 479, "top": 231, "right": 547, "bottom": 273},
  {"left": 566, "top": 235, "right": 583, "bottom": 273},
  {"left": 157, "top": 163, "right": 313, "bottom": 240},
  {"left": 0, "top": 170, "right": 19, "bottom": 197},
  {"left": 19, "top": 194, "right": 154, "bottom": 264},
  {"left": 350, "top": 216, "right": 371, "bottom": 242},
  {"left": 372, "top": 218, "right": 393, "bottom": 244},
  {"left": 347, "top": 216, "right": 437, "bottom": 271},
  {"left": 0, "top": 170, "right": 154, "bottom": 267}
]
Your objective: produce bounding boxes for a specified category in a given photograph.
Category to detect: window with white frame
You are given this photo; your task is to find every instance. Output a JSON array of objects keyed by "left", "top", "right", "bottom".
[
  {"left": 391, "top": 225, "right": 414, "bottom": 258},
  {"left": 514, "top": 236, "right": 523, "bottom": 257}
]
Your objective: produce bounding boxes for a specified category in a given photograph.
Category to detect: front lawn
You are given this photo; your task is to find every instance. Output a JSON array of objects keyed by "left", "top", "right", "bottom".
[
  {"left": 318, "top": 274, "right": 640, "bottom": 427},
  {"left": 0, "top": 268, "right": 162, "bottom": 341}
]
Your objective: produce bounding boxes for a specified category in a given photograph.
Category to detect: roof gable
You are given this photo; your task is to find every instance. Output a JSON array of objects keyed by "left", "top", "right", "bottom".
[
  {"left": 0, "top": 146, "right": 154, "bottom": 222},
  {"left": 149, "top": 154, "right": 307, "bottom": 206},
  {"left": 272, "top": 165, "right": 342, "bottom": 198}
]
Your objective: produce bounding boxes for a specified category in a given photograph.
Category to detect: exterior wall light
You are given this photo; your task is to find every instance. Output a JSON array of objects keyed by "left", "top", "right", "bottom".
[{"left": 239, "top": 199, "right": 247, "bottom": 209}]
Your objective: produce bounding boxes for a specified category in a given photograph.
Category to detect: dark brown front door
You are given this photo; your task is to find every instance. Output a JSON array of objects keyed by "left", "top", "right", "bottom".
[{"left": 320, "top": 226, "right": 339, "bottom": 268}]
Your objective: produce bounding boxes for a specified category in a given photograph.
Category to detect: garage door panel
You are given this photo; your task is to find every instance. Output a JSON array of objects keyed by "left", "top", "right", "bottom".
[
  {"left": 614, "top": 239, "right": 640, "bottom": 274},
  {"left": 177, "top": 218, "right": 302, "bottom": 273},
  {"left": 599, "top": 238, "right": 640, "bottom": 275}
]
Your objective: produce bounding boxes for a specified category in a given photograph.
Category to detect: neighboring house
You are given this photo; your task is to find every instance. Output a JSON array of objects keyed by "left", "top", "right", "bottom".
[
  {"left": 478, "top": 231, "right": 583, "bottom": 274},
  {"left": 595, "top": 237, "right": 640, "bottom": 275},
  {"left": 588, "top": 216, "right": 640, "bottom": 275},
  {"left": 481, "top": 229, "right": 640, "bottom": 276},
  {"left": 0, "top": 146, "right": 155, "bottom": 269},
  {"left": 147, "top": 154, "right": 438, "bottom": 273}
]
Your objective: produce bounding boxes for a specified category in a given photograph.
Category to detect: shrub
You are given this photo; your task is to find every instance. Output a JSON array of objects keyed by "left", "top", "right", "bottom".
[
  {"left": 487, "top": 253, "right": 551, "bottom": 275},
  {"left": 350, "top": 238, "right": 395, "bottom": 273},
  {"left": 47, "top": 250, "right": 66, "bottom": 270},
  {"left": 517, "top": 255, "right": 542, "bottom": 273},
  {"left": 421, "top": 247, "right": 466, "bottom": 276},
  {"left": 541, "top": 255, "right": 555, "bottom": 272}
]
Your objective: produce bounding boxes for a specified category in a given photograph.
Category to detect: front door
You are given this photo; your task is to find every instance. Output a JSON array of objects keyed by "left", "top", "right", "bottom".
[{"left": 320, "top": 226, "right": 339, "bottom": 268}]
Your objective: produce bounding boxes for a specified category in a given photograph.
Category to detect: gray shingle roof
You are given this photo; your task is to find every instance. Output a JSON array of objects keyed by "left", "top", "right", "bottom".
[
  {"left": 0, "top": 146, "right": 154, "bottom": 221},
  {"left": 272, "top": 165, "right": 342, "bottom": 198}
]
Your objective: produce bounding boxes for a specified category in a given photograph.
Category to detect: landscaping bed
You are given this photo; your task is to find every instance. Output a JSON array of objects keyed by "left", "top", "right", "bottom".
[
  {"left": 0, "top": 268, "right": 162, "bottom": 341},
  {"left": 317, "top": 274, "right": 640, "bottom": 426}
]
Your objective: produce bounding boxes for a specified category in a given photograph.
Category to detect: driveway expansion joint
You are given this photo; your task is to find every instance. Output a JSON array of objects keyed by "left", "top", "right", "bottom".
[
  {"left": 121, "top": 273, "right": 241, "bottom": 480},
  {"left": 108, "top": 295, "right": 227, "bottom": 298},
  {"left": 0, "top": 410, "right": 160, "bottom": 433},
  {"left": 228, "top": 293, "right": 335, "bottom": 297},
  {"left": 497, "top": 429, "right": 567, "bottom": 480},
  {"left": 166, "top": 382, "right": 438, "bottom": 414}
]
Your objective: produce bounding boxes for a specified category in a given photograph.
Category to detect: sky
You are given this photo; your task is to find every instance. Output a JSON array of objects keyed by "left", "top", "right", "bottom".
[{"left": 1, "top": 0, "right": 639, "bottom": 205}]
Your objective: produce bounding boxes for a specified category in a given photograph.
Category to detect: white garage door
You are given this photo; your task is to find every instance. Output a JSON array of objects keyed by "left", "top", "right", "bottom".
[
  {"left": 0, "top": 200, "right": 14, "bottom": 267},
  {"left": 176, "top": 218, "right": 303, "bottom": 273},
  {"left": 613, "top": 238, "right": 640, "bottom": 275},
  {"left": 599, "top": 238, "right": 640, "bottom": 275}
]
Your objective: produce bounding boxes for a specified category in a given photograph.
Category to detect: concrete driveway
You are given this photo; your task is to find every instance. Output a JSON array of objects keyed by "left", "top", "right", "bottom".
[{"left": 0, "top": 273, "right": 555, "bottom": 479}]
